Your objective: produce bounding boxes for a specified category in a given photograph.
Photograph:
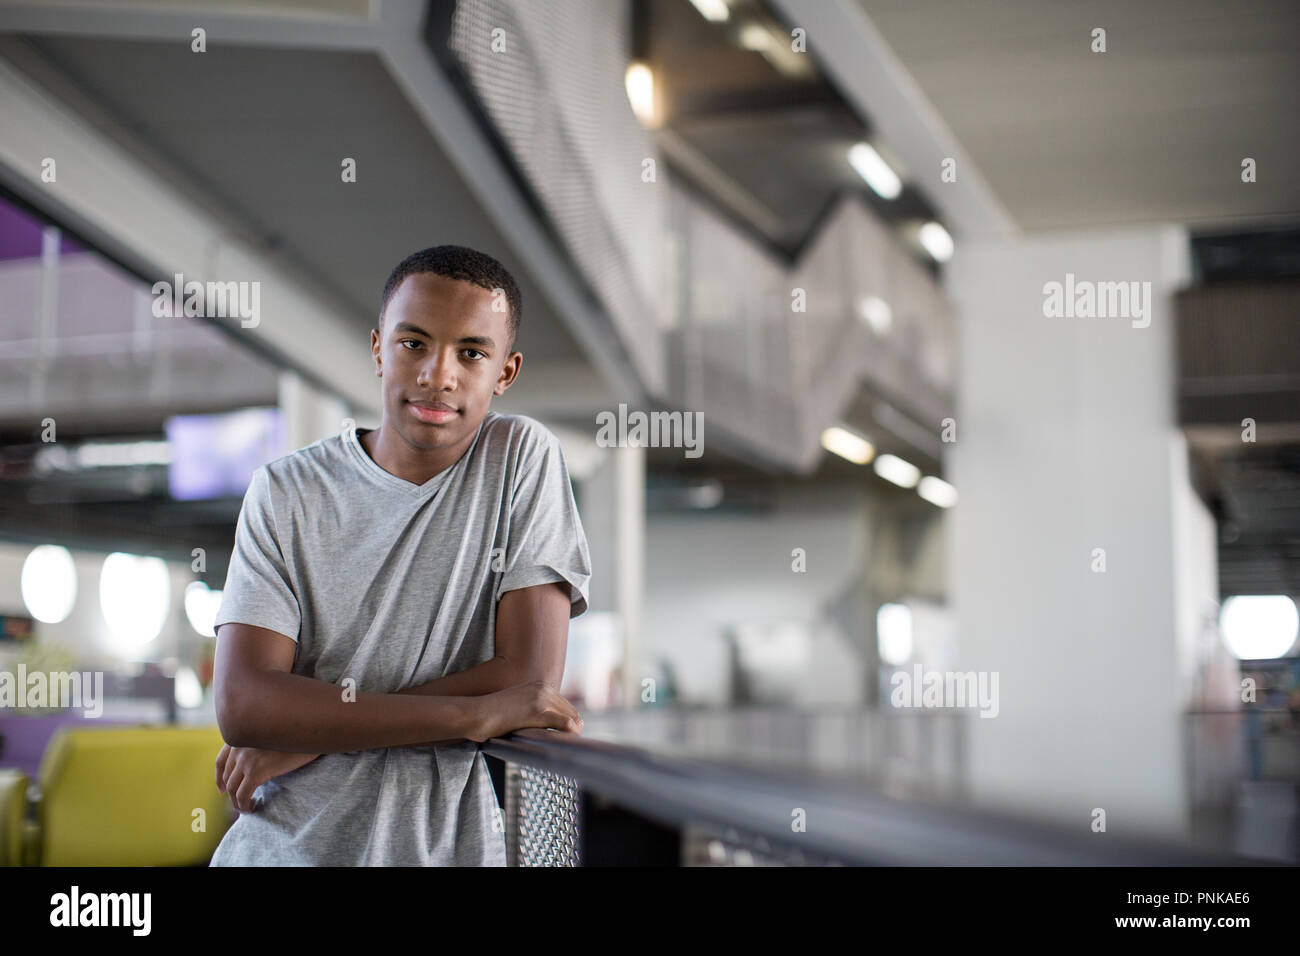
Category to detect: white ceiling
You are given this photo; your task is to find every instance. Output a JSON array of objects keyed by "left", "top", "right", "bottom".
[{"left": 855, "top": 0, "right": 1300, "bottom": 234}]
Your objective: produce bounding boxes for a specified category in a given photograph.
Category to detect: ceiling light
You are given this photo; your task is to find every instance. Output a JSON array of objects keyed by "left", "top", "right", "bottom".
[
  {"left": 184, "top": 581, "right": 222, "bottom": 638},
  {"left": 918, "top": 476, "right": 958, "bottom": 508},
  {"left": 21, "top": 545, "right": 77, "bottom": 624},
  {"left": 857, "top": 295, "right": 893, "bottom": 335},
  {"left": 1220, "top": 595, "right": 1298, "bottom": 660},
  {"left": 874, "top": 453, "right": 921, "bottom": 488},
  {"left": 738, "top": 24, "right": 772, "bottom": 50},
  {"left": 74, "top": 440, "right": 171, "bottom": 468},
  {"left": 821, "top": 426, "right": 875, "bottom": 465},
  {"left": 918, "top": 221, "right": 954, "bottom": 262},
  {"left": 100, "top": 552, "right": 171, "bottom": 651},
  {"left": 36, "top": 440, "right": 171, "bottom": 472},
  {"left": 687, "top": 0, "right": 730, "bottom": 22},
  {"left": 848, "top": 143, "right": 902, "bottom": 200},
  {"left": 625, "top": 61, "right": 658, "bottom": 128},
  {"left": 174, "top": 666, "right": 204, "bottom": 709},
  {"left": 877, "top": 603, "right": 913, "bottom": 666},
  {"left": 687, "top": 480, "right": 724, "bottom": 508},
  {"left": 735, "top": 19, "right": 813, "bottom": 77}
]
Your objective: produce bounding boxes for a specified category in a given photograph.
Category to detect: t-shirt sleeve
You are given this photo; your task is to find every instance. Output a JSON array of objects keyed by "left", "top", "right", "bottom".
[
  {"left": 494, "top": 425, "right": 592, "bottom": 618},
  {"left": 213, "top": 465, "right": 302, "bottom": 642}
]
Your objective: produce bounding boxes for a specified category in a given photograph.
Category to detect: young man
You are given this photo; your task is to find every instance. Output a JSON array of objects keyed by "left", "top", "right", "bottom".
[{"left": 209, "top": 245, "right": 591, "bottom": 866}]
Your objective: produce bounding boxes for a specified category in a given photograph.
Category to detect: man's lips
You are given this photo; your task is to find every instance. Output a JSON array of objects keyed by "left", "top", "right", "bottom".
[{"left": 408, "top": 400, "right": 457, "bottom": 424}]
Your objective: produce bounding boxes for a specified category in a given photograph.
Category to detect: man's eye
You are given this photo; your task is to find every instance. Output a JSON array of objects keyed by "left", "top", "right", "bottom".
[
  {"left": 400, "top": 340, "right": 421, "bottom": 350},
  {"left": 464, "top": 349, "right": 486, "bottom": 360}
]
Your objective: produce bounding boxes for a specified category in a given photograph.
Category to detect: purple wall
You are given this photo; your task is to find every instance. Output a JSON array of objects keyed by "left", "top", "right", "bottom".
[{"left": 0, "top": 196, "right": 86, "bottom": 262}]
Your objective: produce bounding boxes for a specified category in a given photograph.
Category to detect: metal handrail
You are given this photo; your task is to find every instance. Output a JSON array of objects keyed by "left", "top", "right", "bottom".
[{"left": 482, "top": 728, "right": 1251, "bottom": 866}]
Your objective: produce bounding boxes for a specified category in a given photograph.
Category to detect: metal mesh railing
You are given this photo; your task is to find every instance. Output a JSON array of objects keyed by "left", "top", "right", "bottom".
[{"left": 503, "top": 762, "right": 581, "bottom": 866}]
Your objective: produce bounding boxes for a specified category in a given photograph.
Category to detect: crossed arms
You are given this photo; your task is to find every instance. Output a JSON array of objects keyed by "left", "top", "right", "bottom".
[{"left": 214, "top": 581, "right": 580, "bottom": 809}]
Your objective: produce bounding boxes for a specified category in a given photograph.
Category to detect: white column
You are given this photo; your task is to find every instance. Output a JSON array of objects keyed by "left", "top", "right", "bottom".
[
  {"left": 579, "top": 444, "right": 645, "bottom": 709},
  {"left": 278, "top": 369, "right": 349, "bottom": 453},
  {"left": 944, "top": 224, "right": 1202, "bottom": 839}
]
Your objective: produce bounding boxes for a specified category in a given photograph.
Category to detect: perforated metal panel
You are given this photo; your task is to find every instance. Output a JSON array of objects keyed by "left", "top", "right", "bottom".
[
  {"left": 448, "top": 0, "right": 665, "bottom": 391},
  {"left": 503, "top": 762, "right": 582, "bottom": 867}
]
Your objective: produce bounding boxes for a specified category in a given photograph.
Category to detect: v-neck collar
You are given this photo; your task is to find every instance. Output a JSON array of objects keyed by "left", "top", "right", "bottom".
[{"left": 345, "top": 418, "right": 489, "bottom": 499}]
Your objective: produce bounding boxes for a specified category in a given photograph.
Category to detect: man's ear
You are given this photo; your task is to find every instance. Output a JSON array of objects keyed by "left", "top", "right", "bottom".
[
  {"left": 370, "top": 328, "right": 382, "bottom": 374},
  {"left": 494, "top": 351, "right": 523, "bottom": 395}
]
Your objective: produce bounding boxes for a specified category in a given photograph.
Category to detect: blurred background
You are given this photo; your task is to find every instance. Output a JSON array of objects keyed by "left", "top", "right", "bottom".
[{"left": 0, "top": 0, "right": 1297, "bottom": 866}]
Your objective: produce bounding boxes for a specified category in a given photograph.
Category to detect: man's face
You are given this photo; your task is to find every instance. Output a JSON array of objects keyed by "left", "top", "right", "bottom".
[{"left": 370, "top": 273, "right": 521, "bottom": 454}]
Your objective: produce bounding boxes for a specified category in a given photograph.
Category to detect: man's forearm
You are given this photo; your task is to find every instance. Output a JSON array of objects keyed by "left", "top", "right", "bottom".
[
  {"left": 397, "top": 655, "right": 524, "bottom": 698},
  {"left": 323, "top": 660, "right": 513, "bottom": 749},
  {"left": 222, "top": 670, "right": 481, "bottom": 753}
]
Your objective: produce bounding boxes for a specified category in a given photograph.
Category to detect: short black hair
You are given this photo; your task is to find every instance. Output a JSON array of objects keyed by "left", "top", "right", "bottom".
[{"left": 378, "top": 245, "right": 522, "bottom": 351}]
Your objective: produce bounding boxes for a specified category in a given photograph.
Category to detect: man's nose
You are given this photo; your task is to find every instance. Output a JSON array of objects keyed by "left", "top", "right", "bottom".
[{"left": 416, "top": 348, "right": 457, "bottom": 390}]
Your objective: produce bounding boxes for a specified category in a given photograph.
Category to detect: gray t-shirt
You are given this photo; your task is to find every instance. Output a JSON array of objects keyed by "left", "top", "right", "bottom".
[{"left": 209, "top": 411, "right": 591, "bottom": 866}]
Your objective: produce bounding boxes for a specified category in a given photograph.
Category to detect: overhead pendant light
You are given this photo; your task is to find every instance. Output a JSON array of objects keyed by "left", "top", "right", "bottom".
[
  {"left": 874, "top": 453, "right": 921, "bottom": 488},
  {"left": 625, "top": 61, "right": 658, "bottom": 128},
  {"left": 848, "top": 142, "right": 902, "bottom": 200},
  {"left": 918, "top": 221, "right": 954, "bottom": 262},
  {"left": 821, "top": 426, "right": 875, "bottom": 465},
  {"left": 687, "top": 0, "right": 730, "bottom": 22},
  {"left": 918, "top": 475, "right": 958, "bottom": 508}
]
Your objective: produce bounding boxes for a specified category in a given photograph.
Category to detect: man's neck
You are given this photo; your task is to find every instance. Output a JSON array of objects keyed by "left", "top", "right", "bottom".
[{"left": 360, "top": 421, "right": 478, "bottom": 486}]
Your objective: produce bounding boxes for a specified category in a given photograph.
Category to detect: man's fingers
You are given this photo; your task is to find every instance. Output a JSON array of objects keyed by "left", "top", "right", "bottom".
[
  {"left": 552, "top": 706, "right": 582, "bottom": 734},
  {"left": 221, "top": 757, "right": 238, "bottom": 798},
  {"left": 225, "top": 767, "right": 246, "bottom": 812},
  {"left": 215, "top": 744, "right": 230, "bottom": 791},
  {"left": 546, "top": 692, "right": 583, "bottom": 734},
  {"left": 565, "top": 700, "right": 582, "bottom": 733},
  {"left": 235, "top": 775, "right": 259, "bottom": 814}
]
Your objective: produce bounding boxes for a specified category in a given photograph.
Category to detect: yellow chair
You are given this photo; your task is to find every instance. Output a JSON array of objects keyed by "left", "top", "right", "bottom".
[
  {"left": 0, "top": 769, "right": 29, "bottom": 867},
  {"left": 32, "top": 725, "right": 233, "bottom": 866}
]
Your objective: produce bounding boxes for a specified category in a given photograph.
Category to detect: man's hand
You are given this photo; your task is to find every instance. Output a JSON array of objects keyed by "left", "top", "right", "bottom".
[
  {"left": 466, "top": 680, "right": 583, "bottom": 743},
  {"left": 216, "top": 744, "right": 320, "bottom": 813}
]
